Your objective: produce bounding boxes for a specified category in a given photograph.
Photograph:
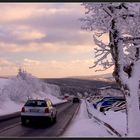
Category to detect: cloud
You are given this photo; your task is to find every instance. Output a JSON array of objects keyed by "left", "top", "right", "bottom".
[
  {"left": 0, "top": 4, "right": 47, "bottom": 23},
  {"left": 0, "top": 58, "right": 18, "bottom": 75},
  {"left": 0, "top": 3, "right": 112, "bottom": 78},
  {"left": 0, "top": 58, "right": 13, "bottom": 67},
  {"left": 0, "top": 25, "right": 46, "bottom": 43},
  {"left": 0, "top": 57, "right": 113, "bottom": 78},
  {"left": 23, "top": 58, "right": 40, "bottom": 66},
  {"left": 13, "top": 30, "right": 46, "bottom": 41},
  {"left": 0, "top": 40, "right": 92, "bottom": 54},
  {"left": 17, "top": 5, "right": 83, "bottom": 33},
  {"left": 0, "top": 3, "right": 83, "bottom": 23},
  {"left": 22, "top": 58, "right": 113, "bottom": 78},
  {"left": 0, "top": 3, "right": 92, "bottom": 53},
  {"left": 0, "top": 3, "right": 87, "bottom": 44},
  {"left": 20, "top": 58, "right": 97, "bottom": 77}
]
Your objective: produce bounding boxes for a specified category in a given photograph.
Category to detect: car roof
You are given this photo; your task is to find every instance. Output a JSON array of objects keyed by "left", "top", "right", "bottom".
[
  {"left": 26, "top": 98, "right": 52, "bottom": 103},
  {"left": 27, "top": 97, "right": 51, "bottom": 101}
]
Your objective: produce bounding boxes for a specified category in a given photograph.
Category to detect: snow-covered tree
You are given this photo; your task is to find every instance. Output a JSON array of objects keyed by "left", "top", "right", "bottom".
[
  {"left": 81, "top": 3, "right": 140, "bottom": 136},
  {"left": 1, "top": 70, "right": 62, "bottom": 104}
]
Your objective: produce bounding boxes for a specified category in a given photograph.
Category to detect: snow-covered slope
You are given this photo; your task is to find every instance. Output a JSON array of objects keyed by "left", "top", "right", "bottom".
[
  {"left": 0, "top": 71, "right": 65, "bottom": 115},
  {"left": 0, "top": 78, "right": 11, "bottom": 89}
]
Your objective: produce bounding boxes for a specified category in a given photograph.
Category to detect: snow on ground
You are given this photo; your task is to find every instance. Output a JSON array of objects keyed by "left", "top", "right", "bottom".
[
  {"left": 0, "top": 92, "right": 65, "bottom": 116},
  {"left": 86, "top": 101, "right": 127, "bottom": 136},
  {"left": 0, "top": 74, "right": 126, "bottom": 137},
  {"left": 63, "top": 100, "right": 115, "bottom": 137},
  {"left": 0, "top": 78, "right": 11, "bottom": 89},
  {"left": 35, "top": 91, "right": 66, "bottom": 105},
  {"left": 0, "top": 71, "right": 65, "bottom": 115},
  {"left": 0, "top": 98, "right": 22, "bottom": 115},
  {"left": 44, "top": 92, "right": 65, "bottom": 104}
]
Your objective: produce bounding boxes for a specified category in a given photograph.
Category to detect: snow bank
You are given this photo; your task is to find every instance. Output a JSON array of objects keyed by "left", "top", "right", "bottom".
[
  {"left": 63, "top": 100, "right": 115, "bottom": 137},
  {"left": 86, "top": 101, "right": 127, "bottom": 136},
  {"left": 0, "top": 78, "right": 11, "bottom": 88},
  {"left": 0, "top": 71, "right": 65, "bottom": 115},
  {"left": 0, "top": 98, "right": 22, "bottom": 115}
]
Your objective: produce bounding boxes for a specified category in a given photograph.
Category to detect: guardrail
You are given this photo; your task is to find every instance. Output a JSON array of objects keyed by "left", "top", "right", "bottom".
[
  {"left": 85, "top": 100, "right": 122, "bottom": 137},
  {"left": 0, "top": 101, "right": 68, "bottom": 122}
]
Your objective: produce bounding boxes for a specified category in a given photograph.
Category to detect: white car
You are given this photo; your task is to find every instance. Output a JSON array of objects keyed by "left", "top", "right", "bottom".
[{"left": 21, "top": 98, "right": 57, "bottom": 125}]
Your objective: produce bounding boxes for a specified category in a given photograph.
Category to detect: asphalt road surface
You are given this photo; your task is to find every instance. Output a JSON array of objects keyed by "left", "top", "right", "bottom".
[{"left": 0, "top": 102, "right": 80, "bottom": 137}]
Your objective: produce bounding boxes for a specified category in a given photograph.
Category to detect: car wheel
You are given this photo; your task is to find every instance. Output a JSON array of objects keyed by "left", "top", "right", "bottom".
[
  {"left": 53, "top": 115, "right": 57, "bottom": 123},
  {"left": 21, "top": 117, "right": 26, "bottom": 126},
  {"left": 48, "top": 115, "right": 53, "bottom": 125}
]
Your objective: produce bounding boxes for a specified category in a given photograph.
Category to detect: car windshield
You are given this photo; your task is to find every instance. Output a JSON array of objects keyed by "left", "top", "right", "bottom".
[{"left": 25, "top": 100, "right": 47, "bottom": 107}]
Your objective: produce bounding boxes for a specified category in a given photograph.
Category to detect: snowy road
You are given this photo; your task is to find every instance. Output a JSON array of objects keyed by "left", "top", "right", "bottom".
[
  {"left": 0, "top": 102, "right": 80, "bottom": 137},
  {"left": 63, "top": 100, "right": 116, "bottom": 137},
  {"left": 0, "top": 100, "right": 117, "bottom": 137}
]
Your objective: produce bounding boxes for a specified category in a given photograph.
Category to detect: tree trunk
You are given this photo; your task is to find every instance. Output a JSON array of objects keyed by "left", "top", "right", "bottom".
[
  {"left": 125, "top": 82, "right": 140, "bottom": 136},
  {"left": 110, "top": 21, "right": 140, "bottom": 135},
  {"left": 108, "top": 10, "right": 130, "bottom": 136}
]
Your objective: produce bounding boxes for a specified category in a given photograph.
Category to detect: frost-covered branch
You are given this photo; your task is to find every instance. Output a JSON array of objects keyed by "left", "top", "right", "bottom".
[{"left": 90, "top": 35, "right": 112, "bottom": 71}]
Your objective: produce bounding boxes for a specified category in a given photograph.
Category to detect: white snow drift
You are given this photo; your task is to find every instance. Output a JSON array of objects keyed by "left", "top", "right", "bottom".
[{"left": 0, "top": 70, "right": 64, "bottom": 115}]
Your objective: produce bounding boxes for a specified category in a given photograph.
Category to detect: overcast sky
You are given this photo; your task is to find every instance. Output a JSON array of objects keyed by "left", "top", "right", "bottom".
[{"left": 0, "top": 3, "right": 113, "bottom": 78}]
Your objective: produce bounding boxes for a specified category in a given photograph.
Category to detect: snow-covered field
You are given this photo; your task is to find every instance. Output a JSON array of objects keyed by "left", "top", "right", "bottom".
[
  {"left": 63, "top": 100, "right": 116, "bottom": 137},
  {"left": 0, "top": 71, "right": 65, "bottom": 115}
]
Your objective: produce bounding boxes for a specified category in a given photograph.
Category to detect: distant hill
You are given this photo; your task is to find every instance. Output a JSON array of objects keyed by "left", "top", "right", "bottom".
[
  {"left": 66, "top": 73, "right": 115, "bottom": 82},
  {"left": 41, "top": 76, "right": 118, "bottom": 97}
]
